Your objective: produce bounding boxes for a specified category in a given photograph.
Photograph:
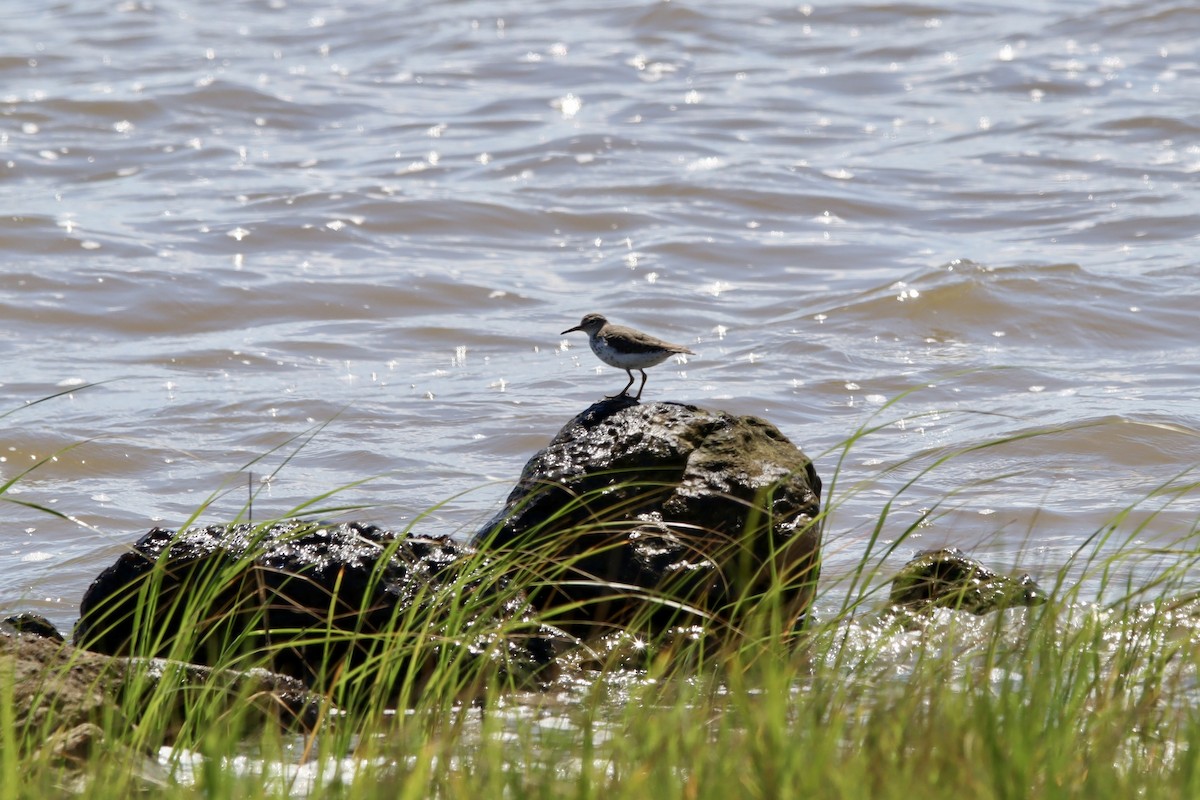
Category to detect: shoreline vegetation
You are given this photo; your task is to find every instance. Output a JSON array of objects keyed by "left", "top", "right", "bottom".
[{"left": 3, "top": 394, "right": 1199, "bottom": 798}]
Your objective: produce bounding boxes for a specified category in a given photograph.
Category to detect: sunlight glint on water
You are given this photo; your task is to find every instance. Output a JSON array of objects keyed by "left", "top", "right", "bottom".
[{"left": 0, "top": 0, "right": 1197, "bottom": 635}]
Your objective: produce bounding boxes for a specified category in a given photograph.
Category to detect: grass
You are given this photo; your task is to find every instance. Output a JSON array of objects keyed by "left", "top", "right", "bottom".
[{"left": 3, "top": 394, "right": 1200, "bottom": 798}]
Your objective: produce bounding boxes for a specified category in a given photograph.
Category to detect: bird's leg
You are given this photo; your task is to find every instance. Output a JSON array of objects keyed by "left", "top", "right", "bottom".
[
  {"left": 607, "top": 369, "right": 637, "bottom": 399},
  {"left": 634, "top": 369, "right": 648, "bottom": 401}
]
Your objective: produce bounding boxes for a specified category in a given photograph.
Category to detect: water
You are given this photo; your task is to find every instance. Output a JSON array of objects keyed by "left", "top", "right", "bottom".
[{"left": 2, "top": 0, "right": 1198, "bottom": 634}]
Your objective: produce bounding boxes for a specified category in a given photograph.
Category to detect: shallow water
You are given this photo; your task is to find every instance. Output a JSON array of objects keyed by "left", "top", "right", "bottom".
[{"left": 2, "top": 0, "right": 1198, "bottom": 632}]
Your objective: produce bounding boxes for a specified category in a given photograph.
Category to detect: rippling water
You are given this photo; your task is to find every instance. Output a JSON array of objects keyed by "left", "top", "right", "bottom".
[{"left": 2, "top": 0, "right": 1198, "bottom": 632}]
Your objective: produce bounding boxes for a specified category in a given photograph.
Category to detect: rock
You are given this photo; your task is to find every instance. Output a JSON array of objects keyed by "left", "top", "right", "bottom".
[
  {"left": 3, "top": 612, "right": 64, "bottom": 641},
  {"left": 75, "top": 520, "right": 563, "bottom": 702},
  {"left": 43, "top": 722, "right": 108, "bottom": 765},
  {"left": 570, "top": 625, "right": 710, "bottom": 672},
  {"left": 888, "top": 548, "right": 1048, "bottom": 620},
  {"left": 1, "top": 623, "right": 320, "bottom": 764},
  {"left": 2, "top": 628, "right": 132, "bottom": 748},
  {"left": 475, "top": 398, "right": 822, "bottom": 638},
  {"left": 38, "top": 720, "right": 173, "bottom": 792}
]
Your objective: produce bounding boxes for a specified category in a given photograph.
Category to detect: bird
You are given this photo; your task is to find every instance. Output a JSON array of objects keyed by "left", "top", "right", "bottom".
[{"left": 560, "top": 313, "right": 695, "bottom": 401}]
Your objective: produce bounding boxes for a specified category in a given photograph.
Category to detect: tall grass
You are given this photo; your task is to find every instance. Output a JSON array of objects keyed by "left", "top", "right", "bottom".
[{"left": 3, "top": 393, "right": 1199, "bottom": 798}]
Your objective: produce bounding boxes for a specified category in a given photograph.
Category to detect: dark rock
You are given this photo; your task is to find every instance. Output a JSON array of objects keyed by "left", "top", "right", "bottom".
[
  {"left": 3, "top": 612, "right": 64, "bottom": 640},
  {"left": 888, "top": 548, "right": 1048, "bottom": 618},
  {"left": 475, "top": 398, "right": 822, "bottom": 638},
  {"left": 75, "top": 520, "right": 563, "bottom": 703},
  {"left": 136, "top": 657, "right": 324, "bottom": 732}
]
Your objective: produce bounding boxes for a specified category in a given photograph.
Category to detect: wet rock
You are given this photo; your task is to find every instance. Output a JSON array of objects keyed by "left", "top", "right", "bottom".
[
  {"left": 888, "top": 548, "right": 1048, "bottom": 622},
  {"left": 572, "top": 625, "right": 711, "bottom": 672},
  {"left": 475, "top": 398, "right": 823, "bottom": 638},
  {"left": 75, "top": 520, "right": 563, "bottom": 702},
  {"left": 3, "top": 612, "right": 64, "bottom": 641}
]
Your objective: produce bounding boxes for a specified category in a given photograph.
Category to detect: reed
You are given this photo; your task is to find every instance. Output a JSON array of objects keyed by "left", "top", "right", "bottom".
[{"left": 3, "top": 395, "right": 1199, "bottom": 799}]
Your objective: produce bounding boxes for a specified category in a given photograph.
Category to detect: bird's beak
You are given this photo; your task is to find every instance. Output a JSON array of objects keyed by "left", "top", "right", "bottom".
[{"left": 560, "top": 325, "right": 582, "bottom": 335}]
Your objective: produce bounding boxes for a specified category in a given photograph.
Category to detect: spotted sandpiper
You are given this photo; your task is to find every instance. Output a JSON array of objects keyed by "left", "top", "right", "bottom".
[{"left": 560, "top": 313, "right": 695, "bottom": 400}]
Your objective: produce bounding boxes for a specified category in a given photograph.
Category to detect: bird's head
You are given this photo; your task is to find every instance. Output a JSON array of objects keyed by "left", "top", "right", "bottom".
[{"left": 561, "top": 313, "right": 608, "bottom": 336}]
